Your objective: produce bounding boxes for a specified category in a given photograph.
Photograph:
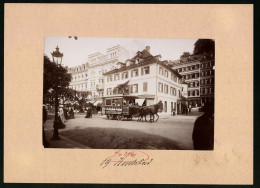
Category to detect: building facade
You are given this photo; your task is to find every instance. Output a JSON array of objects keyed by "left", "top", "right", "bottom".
[
  {"left": 103, "top": 47, "right": 184, "bottom": 114},
  {"left": 67, "top": 45, "right": 130, "bottom": 101},
  {"left": 171, "top": 53, "right": 215, "bottom": 107}
]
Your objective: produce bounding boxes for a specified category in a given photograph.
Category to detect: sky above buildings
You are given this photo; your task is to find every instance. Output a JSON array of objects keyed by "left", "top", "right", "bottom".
[{"left": 44, "top": 37, "right": 198, "bottom": 68}]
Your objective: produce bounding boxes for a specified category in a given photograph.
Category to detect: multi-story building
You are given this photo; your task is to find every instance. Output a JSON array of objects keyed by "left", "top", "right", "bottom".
[
  {"left": 103, "top": 46, "right": 184, "bottom": 114},
  {"left": 199, "top": 58, "right": 215, "bottom": 104},
  {"left": 171, "top": 53, "right": 215, "bottom": 107},
  {"left": 67, "top": 45, "right": 130, "bottom": 101},
  {"left": 67, "top": 63, "right": 88, "bottom": 91}
]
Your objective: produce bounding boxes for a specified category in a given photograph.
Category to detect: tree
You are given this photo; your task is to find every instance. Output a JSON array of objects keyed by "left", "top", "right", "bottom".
[
  {"left": 180, "top": 52, "right": 190, "bottom": 59},
  {"left": 74, "top": 90, "right": 92, "bottom": 112},
  {"left": 193, "top": 39, "right": 215, "bottom": 55},
  {"left": 43, "top": 55, "right": 72, "bottom": 104}
]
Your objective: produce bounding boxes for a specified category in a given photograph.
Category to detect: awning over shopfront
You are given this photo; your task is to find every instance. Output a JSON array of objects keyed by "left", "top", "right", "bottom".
[
  {"left": 137, "top": 94, "right": 155, "bottom": 99},
  {"left": 93, "top": 101, "right": 102, "bottom": 106},
  {"left": 116, "top": 80, "right": 130, "bottom": 88}
]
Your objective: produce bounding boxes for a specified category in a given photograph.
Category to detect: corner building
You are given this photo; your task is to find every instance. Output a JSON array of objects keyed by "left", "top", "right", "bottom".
[{"left": 103, "top": 47, "right": 184, "bottom": 115}]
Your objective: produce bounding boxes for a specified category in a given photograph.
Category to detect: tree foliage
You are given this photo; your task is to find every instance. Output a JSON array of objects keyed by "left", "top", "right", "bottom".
[
  {"left": 180, "top": 52, "right": 190, "bottom": 59},
  {"left": 43, "top": 55, "right": 72, "bottom": 103},
  {"left": 193, "top": 39, "right": 215, "bottom": 55}
]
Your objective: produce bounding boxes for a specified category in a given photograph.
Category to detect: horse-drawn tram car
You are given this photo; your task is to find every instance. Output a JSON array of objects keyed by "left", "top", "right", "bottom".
[{"left": 102, "top": 95, "right": 163, "bottom": 122}]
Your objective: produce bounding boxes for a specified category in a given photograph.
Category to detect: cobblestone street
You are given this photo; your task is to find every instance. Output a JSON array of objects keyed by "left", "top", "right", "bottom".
[{"left": 44, "top": 110, "right": 202, "bottom": 150}]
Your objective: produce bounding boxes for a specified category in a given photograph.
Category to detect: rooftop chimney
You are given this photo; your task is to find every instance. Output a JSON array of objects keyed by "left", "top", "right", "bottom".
[{"left": 146, "top": 46, "right": 150, "bottom": 52}]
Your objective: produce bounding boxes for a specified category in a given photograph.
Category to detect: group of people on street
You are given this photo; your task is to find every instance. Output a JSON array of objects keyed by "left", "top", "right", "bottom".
[
  {"left": 42, "top": 105, "right": 75, "bottom": 147},
  {"left": 58, "top": 106, "right": 75, "bottom": 124},
  {"left": 182, "top": 103, "right": 192, "bottom": 115}
]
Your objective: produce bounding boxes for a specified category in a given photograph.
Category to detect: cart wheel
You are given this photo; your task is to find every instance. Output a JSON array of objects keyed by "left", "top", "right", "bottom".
[
  {"left": 106, "top": 115, "right": 110, "bottom": 119},
  {"left": 113, "top": 115, "right": 117, "bottom": 120},
  {"left": 109, "top": 115, "right": 113, "bottom": 120},
  {"left": 117, "top": 115, "right": 123, "bottom": 121}
]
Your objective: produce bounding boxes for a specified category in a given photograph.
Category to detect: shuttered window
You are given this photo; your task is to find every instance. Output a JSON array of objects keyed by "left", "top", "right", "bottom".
[
  {"left": 143, "top": 82, "right": 147, "bottom": 92},
  {"left": 164, "top": 84, "right": 168, "bottom": 94}
]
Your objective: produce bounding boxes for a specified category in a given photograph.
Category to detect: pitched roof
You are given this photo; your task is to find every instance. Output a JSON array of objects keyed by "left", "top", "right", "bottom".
[{"left": 103, "top": 48, "right": 182, "bottom": 78}]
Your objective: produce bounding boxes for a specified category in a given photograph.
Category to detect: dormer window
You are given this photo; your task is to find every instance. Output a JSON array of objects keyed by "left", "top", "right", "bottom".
[
  {"left": 126, "top": 60, "right": 134, "bottom": 66},
  {"left": 135, "top": 58, "right": 139, "bottom": 64}
]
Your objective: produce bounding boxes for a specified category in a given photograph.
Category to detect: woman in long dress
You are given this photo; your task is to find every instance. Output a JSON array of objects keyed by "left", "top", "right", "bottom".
[{"left": 58, "top": 107, "right": 66, "bottom": 124}]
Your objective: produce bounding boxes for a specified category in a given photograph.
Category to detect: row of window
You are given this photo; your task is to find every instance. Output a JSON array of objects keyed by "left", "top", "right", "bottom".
[
  {"left": 201, "top": 70, "right": 214, "bottom": 77},
  {"left": 201, "top": 61, "right": 215, "bottom": 69},
  {"left": 72, "top": 68, "right": 111, "bottom": 81},
  {"left": 182, "top": 73, "right": 200, "bottom": 80},
  {"left": 70, "top": 83, "right": 87, "bottom": 90},
  {"left": 188, "top": 81, "right": 200, "bottom": 87},
  {"left": 107, "top": 66, "right": 150, "bottom": 82},
  {"left": 159, "top": 66, "right": 180, "bottom": 83},
  {"left": 176, "top": 61, "right": 215, "bottom": 73},
  {"left": 69, "top": 65, "right": 87, "bottom": 73},
  {"left": 201, "top": 78, "right": 214, "bottom": 85},
  {"left": 188, "top": 90, "right": 200, "bottom": 97},
  {"left": 110, "top": 51, "right": 117, "bottom": 59},
  {"left": 72, "top": 74, "right": 88, "bottom": 81},
  {"left": 106, "top": 82, "right": 147, "bottom": 95},
  {"left": 187, "top": 78, "right": 215, "bottom": 87},
  {"left": 177, "top": 64, "right": 200, "bottom": 72},
  {"left": 186, "top": 87, "right": 215, "bottom": 96},
  {"left": 201, "top": 87, "right": 214, "bottom": 94},
  {"left": 158, "top": 82, "right": 181, "bottom": 97},
  {"left": 91, "top": 69, "right": 108, "bottom": 77}
]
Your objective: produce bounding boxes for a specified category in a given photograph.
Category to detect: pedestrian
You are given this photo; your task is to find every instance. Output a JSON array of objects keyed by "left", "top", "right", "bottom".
[
  {"left": 185, "top": 105, "right": 188, "bottom": 115},
  {"left": 85, "top": 107, "right": 93, "bottom": 118},
  {"left": 69, "top": 107, "right": 74, "bottom": 119},
  {"left": 58, "top": 106, "right": 66, "bottom": 123},
  {"left": 172, "top": 107, "right": 175, "bottom": 116},
  {"left": 189, "top": 104, "right": 191, "bottom": 113},
  {"left": 64, "top": 107, "right": 68, "bottom": 120},
  {"left": 192, "top": 102, "right": 214, "bottom": 150}
]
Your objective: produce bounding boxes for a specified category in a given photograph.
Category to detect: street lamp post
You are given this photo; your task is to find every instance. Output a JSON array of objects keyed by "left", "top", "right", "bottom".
[{"left": 51, "top": 46, "right": 64, "bottom": 140}]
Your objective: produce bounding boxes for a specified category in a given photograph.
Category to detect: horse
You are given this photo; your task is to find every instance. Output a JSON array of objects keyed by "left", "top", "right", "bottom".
[
  {"left": 139, "top": 101, "right": 163, "bottom": 123},
  {"left": 137, "top": 106, "right": 147, "bottom": 122}
]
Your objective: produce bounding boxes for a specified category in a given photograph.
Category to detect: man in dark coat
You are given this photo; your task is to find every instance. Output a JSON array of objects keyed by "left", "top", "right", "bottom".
[
  {"left": 69, "top": 107, "right": 74, "bottom": 119},
  {"left": 85, "top": 107, "right": 92, "bottom": 118},
  {"left": 192, "top": 102, "right": 214, "bottom": 150},
  {"left": 64, "top": 107, "right": 68, "bottom": 120}
]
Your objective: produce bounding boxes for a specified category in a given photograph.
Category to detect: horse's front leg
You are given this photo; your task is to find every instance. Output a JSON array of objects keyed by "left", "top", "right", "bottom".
[{"left": 155, "top": 113, "right": 159, "bottom": 122}]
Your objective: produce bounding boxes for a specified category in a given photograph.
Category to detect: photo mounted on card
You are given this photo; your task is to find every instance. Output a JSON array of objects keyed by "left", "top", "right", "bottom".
[
  {"left": 4, "top": 4, "right": 253, "bottom": 184},
  {"left": 43, "top": 37, "right": 215, "bottom": 154}
]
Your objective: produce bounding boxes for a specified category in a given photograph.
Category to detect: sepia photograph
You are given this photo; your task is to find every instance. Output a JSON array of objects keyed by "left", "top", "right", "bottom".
[{"left": 43, "top": 37, "right": 215, "bottom": 150}]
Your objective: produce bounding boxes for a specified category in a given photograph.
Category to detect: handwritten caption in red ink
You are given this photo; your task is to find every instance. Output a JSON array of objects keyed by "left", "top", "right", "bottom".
[{"left": 100, "top": 150, "right": 153, "bottom": 168}]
